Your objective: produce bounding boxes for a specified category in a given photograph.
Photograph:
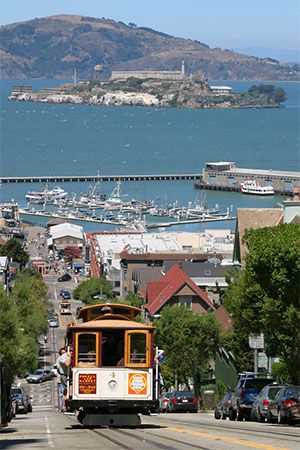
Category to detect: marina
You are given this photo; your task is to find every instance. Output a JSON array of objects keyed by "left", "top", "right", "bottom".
[{"left": 19, "top": 207, "right": 235, "bottom": 230}]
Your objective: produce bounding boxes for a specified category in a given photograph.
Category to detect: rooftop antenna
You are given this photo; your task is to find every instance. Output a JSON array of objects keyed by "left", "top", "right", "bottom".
[{"left": 73, "top": 68, "right": 77, "bottom": 84}]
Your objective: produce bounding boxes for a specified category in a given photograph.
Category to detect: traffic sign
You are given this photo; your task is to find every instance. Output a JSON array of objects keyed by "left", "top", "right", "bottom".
[{"left": 249, "top": 333, "right": 264, "bottom": 349}]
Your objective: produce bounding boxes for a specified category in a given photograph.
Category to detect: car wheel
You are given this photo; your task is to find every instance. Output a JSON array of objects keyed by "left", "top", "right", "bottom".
[
  {"left": 237, "top": 407, "right": 244, "bottom": 421},
  {"left": 267, "top": 411, "right": 275, "bottom": 423},
  {"left": 257, "top": 411, "right": 265, "bottom": 423},
  {"left": 221, "top": 411, "right": 227, "bottom": 420},
  {"left": 228, "top": 409, "right": 237, "bottom": 421},
  {"left": 278, "top": 409, "right": 287, "bottom": 424},
  {"left": 250, "top": 409, "right": 257, "bottom": 421},
  {"left": 214, "top": 409, "right": 221, "bottom": 419}
]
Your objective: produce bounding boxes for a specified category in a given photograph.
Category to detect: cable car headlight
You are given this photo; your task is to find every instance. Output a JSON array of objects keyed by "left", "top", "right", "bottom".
[{"left": 108, "top": 380, "right": 118, "bottom": 390}]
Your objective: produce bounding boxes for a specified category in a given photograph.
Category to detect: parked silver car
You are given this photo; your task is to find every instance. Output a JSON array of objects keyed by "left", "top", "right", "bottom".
[
  {"left": 251, "top": 384, "right": 283, "bottom": 422},
  {"left": 159, "top": 392, "right": 172, "bottom": 412},
  {"left": 26, "top": 369, "right": 54, "bottom": 383}
]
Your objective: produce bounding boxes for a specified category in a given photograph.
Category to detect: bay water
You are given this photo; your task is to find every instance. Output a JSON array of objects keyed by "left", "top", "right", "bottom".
[{"left": 1, "top": 79, "right": 299, "bottom": 232}]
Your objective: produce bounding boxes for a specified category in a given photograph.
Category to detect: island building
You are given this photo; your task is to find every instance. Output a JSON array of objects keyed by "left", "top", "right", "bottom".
[
  {"left": 110, "top": 61, "right": 186, "bottom": 81},
  {"left": 11, "top": 85, "right": 32, "bottom": 95},
  {"left": 209, "top": 86, "right": 232, "bottom": 95}
]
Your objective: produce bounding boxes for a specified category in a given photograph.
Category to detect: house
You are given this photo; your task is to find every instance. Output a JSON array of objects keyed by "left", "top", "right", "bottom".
[
  {"left": 120, "top": 251, "right": 224, "bottom": 297},
  {"left": 142, "top": 264, "right": 215, "bottom": 319},
  {"left": 47, "top": 223, "right": 84, "bottom": 257}
]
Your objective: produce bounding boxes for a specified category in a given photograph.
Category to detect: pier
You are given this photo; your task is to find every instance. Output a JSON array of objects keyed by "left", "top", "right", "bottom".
[
  {"left": 194, "top": 162, "right": 300, "bottom": 195},
  {"left": 0, "top": 174, "right": 199, "bottom": 184}
]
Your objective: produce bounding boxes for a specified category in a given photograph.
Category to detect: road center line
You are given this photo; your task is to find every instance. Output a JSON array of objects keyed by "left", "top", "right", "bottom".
[
  {"left": 45, "top": 415, "right": 54, "bottom": 448},
  {"left": 166, "top": 427, "right": 289, "bottom": 450}
]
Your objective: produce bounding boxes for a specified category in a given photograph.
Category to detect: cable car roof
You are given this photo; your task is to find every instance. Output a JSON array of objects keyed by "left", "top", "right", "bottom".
[
  {"left": 70, "top": 319, "right": 155, "bottom": 331},
  {"left": 76, "top": 303, "right": 141, "bottom": 322}
]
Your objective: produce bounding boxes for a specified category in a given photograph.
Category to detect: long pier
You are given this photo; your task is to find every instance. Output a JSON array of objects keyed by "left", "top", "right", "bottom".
[{"left": 0, "top": 174, "right": 199, "bottom": 184}]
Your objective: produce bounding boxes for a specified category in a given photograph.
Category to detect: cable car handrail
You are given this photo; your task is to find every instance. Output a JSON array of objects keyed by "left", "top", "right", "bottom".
[{"left": 90, "top": 313, "right": 131, "bottom": 321}]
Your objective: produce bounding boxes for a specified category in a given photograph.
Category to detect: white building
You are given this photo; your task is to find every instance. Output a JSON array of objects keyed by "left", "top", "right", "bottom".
[
  {"left": 209, "top": 86, "right": 232, "bottom": 95},
  {"left": 48, "top": 223, "right": 84, "bottom": 256}
]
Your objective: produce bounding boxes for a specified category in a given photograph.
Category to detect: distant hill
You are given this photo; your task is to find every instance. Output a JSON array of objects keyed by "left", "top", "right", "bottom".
[
  {"left": 1, "top": 14, "right": 299, "bottom": 81},
  {"left": 234, "top": 46, "right": 300, "bottom": 64}
]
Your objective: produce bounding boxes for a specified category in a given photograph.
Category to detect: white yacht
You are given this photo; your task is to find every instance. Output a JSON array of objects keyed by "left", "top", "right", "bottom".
[
  {"left": 26, "top": 185, "right": 68, "bottom": 203},
  {"left": 241, "top": 180, "right": 274, "bottom": 195}
]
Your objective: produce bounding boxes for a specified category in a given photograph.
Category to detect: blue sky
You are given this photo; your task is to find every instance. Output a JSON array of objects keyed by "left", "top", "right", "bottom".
[{"left": 0, "top": 0, "right": 299, "bottom": 50}]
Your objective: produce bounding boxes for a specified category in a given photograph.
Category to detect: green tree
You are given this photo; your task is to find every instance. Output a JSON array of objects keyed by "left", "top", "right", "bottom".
[
  {"left": 73, "top": 277, "right": 113, "bottom": 304},
  {"left": 156, "top": 306, "right": 220, "bottom": 396},
  {"left": 119, "top": 292, "right": 142, "bottom": 309},
  {"left": 0, "top": 237, "right": 29, "bottom": 267},
  {"left": 0, "top": 270, "right": 48, "bottom": 376},
  {"left": 224, "top": 223, "right": 300, "bottom": 383}
]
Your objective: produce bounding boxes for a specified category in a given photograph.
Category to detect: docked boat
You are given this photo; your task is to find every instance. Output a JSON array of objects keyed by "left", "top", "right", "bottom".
[
  {"left": 241, "top": 180, "right": 274, "bottom": 195},
  {"left": 26, "top": 185, "right": 68, "bottom": 203}
]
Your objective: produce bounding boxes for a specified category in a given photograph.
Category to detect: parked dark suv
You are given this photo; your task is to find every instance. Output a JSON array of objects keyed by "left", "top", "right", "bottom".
[{"left": 229, "top": 372, "right": 275, "bottom": 421}]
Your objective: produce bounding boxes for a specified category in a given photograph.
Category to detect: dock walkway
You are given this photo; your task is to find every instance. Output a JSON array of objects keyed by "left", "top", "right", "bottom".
[{"left": 0, "top": 174, "right": 199, "bottom": 184}]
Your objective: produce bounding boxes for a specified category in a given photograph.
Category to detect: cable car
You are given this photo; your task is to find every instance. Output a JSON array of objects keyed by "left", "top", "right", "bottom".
[
  {"left": 65, "top": 303, "right": 159, "bottom": 426},
  {"left": 60, "top": 300, "right": 71, "bottom": 315}
]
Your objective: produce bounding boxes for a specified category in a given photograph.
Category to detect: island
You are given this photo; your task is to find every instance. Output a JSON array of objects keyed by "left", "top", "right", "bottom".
[{"left": 9, "top": 78, "right": 286, "bottom": 109}]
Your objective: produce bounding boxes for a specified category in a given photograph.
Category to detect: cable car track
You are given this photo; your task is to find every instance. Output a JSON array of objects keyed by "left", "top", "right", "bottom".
[
  {"left": 89, "top": 426, "right": 211, "bottom": 450},
  {"left": 156, "top": 416, "right": 300, "bottom": 442}
]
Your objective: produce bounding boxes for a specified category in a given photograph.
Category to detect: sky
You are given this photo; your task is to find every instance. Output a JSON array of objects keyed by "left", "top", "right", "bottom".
[{"left": 0, "top": 0, "right": 299, "bottom": 50}]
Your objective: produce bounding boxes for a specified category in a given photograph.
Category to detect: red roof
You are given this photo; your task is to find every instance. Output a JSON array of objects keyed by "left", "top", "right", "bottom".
[{"left": 144, "top": 264, "right": 215, "bottom": 315}]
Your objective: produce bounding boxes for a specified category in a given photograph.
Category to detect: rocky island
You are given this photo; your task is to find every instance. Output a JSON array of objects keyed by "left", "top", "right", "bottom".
[{"left": 9, "top": 78, "right": 286, "bottom": 109}]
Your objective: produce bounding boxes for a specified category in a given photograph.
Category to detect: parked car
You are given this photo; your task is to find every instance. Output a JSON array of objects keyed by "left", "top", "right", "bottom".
[
  {"left": 159, "top": 392, "right": 172, "bottom": 412},
  {"left": 167, "top": 391, "right": 198, "bottom": 413},
  {"left": 58, "top": 273, "right": 72, "bottom": 282},
  {"left": 51, "top": 364, "right": 58, "bottom": 377},
  {"left": 11, "top": 386, "right": 29, "bottom": 414},
  {"left": 26, "top": 369, "right": 55, "bottom": 384},
  {"left": 251, "top": 384, "right": 283, "bottom": 422},
  {"left": 214, "top": 391, "right": 233, "bottom": 420},
  {"left": 48, "top": 318, "right": 59, "bottom": 328},
  {"left": 229, "top": 372, "right": 275, "bottom": 421},
  {"left": 61, "top": 291, "right": 71, "bottom": 300},
  {"left": 267, "top": 386, "right": 300, "bottom": 424}
]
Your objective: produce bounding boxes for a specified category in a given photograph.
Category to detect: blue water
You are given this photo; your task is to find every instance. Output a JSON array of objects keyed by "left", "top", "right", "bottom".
[{"left": 1, "top": 79, "right": 299, "bottom": 232}]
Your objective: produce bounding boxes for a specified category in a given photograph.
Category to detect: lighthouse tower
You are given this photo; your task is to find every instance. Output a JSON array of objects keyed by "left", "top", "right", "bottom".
[{"left": 181, "top": 60, "right": 185, "bottom": 78}]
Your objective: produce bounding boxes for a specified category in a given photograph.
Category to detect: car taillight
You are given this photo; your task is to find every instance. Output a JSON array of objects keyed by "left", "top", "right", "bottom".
[
  {"left": 283, "top": 399, "right": 296, "bottom": 407},
  {"left": 192, "top": 397, "right": 198, "bottom": 405},
  {"left": 172, "top": 398, "right": 177, "bottom": 404},
  {"left": 240, "top": 389, "right": 245, "bottom": 399},
  {"left": 163, "top": 399, "right": 168, "bottom": 403},
  {"left": 262, "top": 400, "right": 269, "bottom": 406}
]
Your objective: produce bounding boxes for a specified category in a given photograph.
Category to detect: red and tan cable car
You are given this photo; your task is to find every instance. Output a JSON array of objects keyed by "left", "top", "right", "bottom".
[{"left": 65, "top": 303, "right": 159, "bottom": 426}]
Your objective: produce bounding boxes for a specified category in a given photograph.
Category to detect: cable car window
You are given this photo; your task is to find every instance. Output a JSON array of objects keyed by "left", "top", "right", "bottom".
[
  {"left": 77, "top": 333, "right": 97, "bottom": 366},
  {"left": 101, "top": 331, "right": 125, "bottom": 367},
  {"left": 129, "top": 334, "right": 147, "bottom": 364}
]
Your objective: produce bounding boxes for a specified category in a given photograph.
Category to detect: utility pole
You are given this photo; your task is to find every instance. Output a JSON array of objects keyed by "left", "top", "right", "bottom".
[{"left": 254, "top": 349, "right": 258, "bottom": 373}]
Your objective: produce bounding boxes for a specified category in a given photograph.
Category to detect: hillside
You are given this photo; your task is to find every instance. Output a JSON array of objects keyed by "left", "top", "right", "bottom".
[{"left": 1, "top": 14, "right": 299, "bottom": 81}]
